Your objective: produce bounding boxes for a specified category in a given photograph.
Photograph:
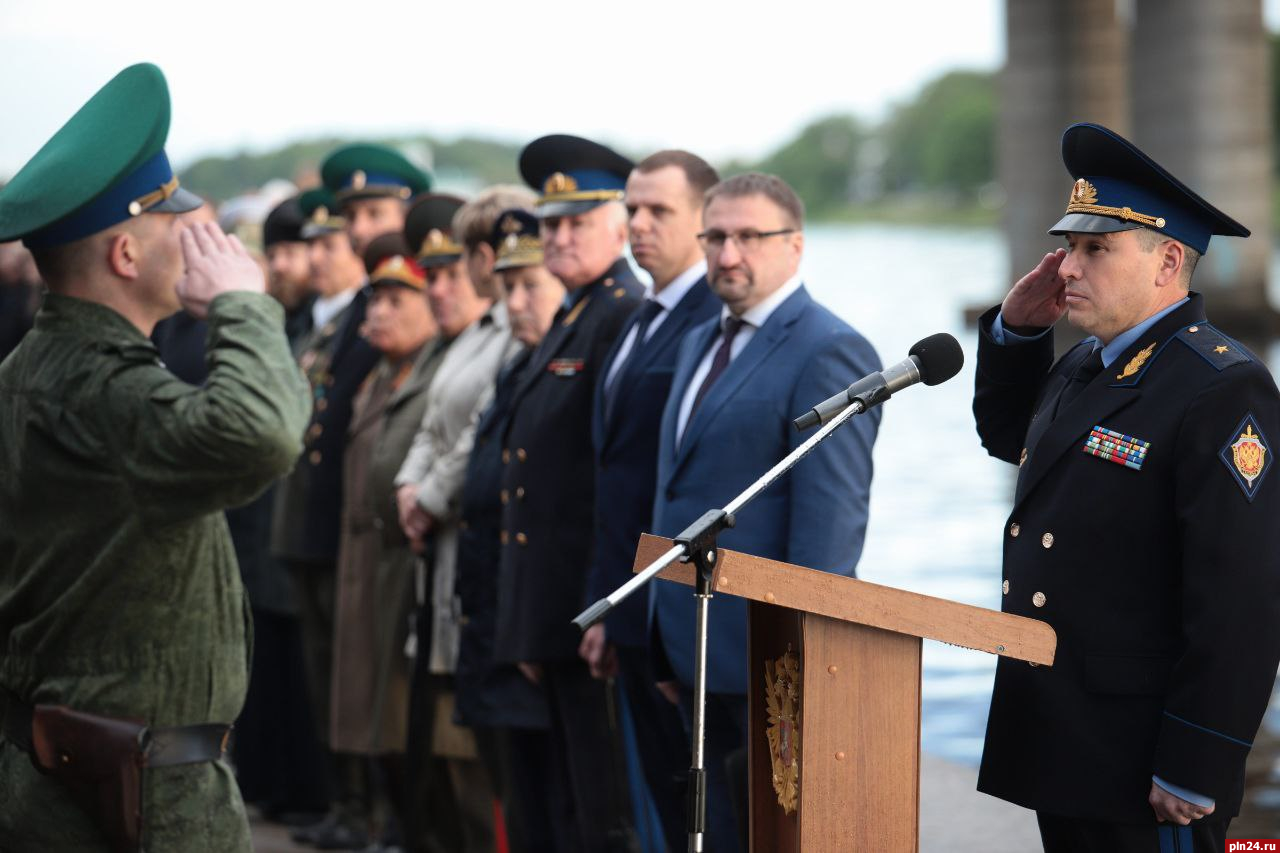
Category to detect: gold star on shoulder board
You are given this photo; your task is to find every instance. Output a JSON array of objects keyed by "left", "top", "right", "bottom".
[{"left": 1215, "top": 345, "right": 1229, "bottom": 354}]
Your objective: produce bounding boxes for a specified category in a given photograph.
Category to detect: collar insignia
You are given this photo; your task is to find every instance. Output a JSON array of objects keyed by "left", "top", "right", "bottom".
[{"left": 1116, "top": 342, "right": 1157, "bottom": 380}]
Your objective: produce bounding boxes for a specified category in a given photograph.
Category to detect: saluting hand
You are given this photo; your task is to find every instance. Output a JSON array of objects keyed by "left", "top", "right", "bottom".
[
  {"left": 1000, "top": 248, "right": 1068, "bottom": 331},
  {"left": 177, "top": 222, "right": 265, "bottom": 319}
]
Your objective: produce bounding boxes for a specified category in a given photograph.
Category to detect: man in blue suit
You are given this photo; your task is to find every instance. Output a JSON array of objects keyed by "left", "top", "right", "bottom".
[
  {"left": 651, "top": 172, "right": 881, "bottom": 852},
  {"left": 580, "top": 150, "right": 723, "bottom": 850}
]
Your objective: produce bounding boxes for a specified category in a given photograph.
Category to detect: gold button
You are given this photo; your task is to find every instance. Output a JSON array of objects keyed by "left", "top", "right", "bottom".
[
  {"left": 502, "top": 449, "right": 511, "bottom": 464},
  {"left": 516, "top": 487, "right": 526, "bottom": 500},
  {"left": 316, "top": 398, "right": 329, "bottom": 412},
  {"left": 1041, "top": 532, "right": 1054, "bottom": 549},
  {"left": 516, "top": 448, "right": 528, "bottom": 462},
  {"left": 500, "top": 531, "right": 510, "bottom": 545},
  {"left": 1019, "top": 448, "right": 1028, "bottom": 467},
  {"left": 516, "top": 532, "right": 528, "bottom": 545},
  {"left": 308, "top": 423, "right": 323, "bottom": 440},
  {"left": 500, "top": 489, "right": 510, "bottom": 505},
  {"left": 604, "top": 278, "right": 614, "bottom": 286},
  {"left": 1009, "top": 523, "right": 1020, "bottom": 538},
  {"left": 1032, "top": 591, "right": 1046, "bottom": 608},
  {"left": 1002, "top": 580, "right": 1010, "bottom": 595},
  {"left": 1188, "top": 326, "right": 1199, "bottom": 333},
  {"left": 309, "top": 450, "right": 322, "bottom": 465}
]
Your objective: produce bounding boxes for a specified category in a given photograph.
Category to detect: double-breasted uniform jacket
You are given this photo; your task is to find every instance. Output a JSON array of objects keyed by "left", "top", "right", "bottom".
[
  {"left": 650, "top": 285, "right": 881, "bottom": 694},
  {"left": 272, "top": 288, "right": 380, "bottom": 564},
  {"left": 587, "top": 277, "right": 720, "bottom": 648},
  {"left": 331, "top": 340, "right": 446, "bottom": 754},
  {"left": 973, "top": 293, "right": 1280, "bottom": 821},
  {"left": 493, "top": 257, "right": 643, "bottom": 663},
  {"left": 454, "top": 348, "right": 550, "bottom": 730}
]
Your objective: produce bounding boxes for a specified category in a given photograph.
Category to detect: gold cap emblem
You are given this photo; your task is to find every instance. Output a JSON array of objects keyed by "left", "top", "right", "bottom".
[
  {"left": 313, "top": 206, "right": 329, "bottom": 224},
  {"left": 501, "top": 214, "right": 522, "bottom": 235},
  {"left": 504, "top": 233, "right": 519, "bottom": 251},
  {"left": 1071, "top": 178, "right": 1098, "bottom": 206},
  {"left": 427, "top": 229, "right": 445, "bottom": 248},
  {"left": 351, "top": 170, "right": 367, "bottom": 190},
  {"left": 544, "top": 172, "right": 578, "bottom": 195}
]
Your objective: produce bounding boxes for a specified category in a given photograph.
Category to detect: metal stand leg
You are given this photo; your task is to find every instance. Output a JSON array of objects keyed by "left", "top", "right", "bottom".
[{"left": 677, "top": 510, "right": 733, "bottom": 853}]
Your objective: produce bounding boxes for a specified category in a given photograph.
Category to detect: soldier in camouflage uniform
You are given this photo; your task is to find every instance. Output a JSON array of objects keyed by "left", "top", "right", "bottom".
[{"left": 0, "top": 64, "right": 311, "bottom": 851}]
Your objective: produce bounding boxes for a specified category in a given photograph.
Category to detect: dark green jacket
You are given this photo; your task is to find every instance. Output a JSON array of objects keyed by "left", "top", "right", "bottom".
[{"left": 0, "top": 291, "right": 310, "bottom": 851}]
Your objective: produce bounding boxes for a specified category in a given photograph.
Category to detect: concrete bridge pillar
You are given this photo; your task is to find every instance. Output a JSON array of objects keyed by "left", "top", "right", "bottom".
[
  {"left": 1000, "top": 0, "right": 1273, "bottom": 330},
  {"left": 1132, "top": 0, "right": 1272, "bottom": 324},
  {"left": 1000, "top": 0, "right": 1130, "bottom": 287}
]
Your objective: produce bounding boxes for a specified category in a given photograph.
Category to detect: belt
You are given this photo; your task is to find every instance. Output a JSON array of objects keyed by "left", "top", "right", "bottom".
[{"left": 0, "top": 688, "right": 232, "bottom": 768}]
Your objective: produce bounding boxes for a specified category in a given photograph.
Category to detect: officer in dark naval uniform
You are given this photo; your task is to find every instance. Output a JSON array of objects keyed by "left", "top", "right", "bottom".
[
  {"left": 493, "top": 135, "right": 643, "bottom": 851},
  {"left": 272, "top": 187, "right": 382, "bottom": 849},
  {"left": 973, "top": 122, "right": 1280, "bottom": 852}
]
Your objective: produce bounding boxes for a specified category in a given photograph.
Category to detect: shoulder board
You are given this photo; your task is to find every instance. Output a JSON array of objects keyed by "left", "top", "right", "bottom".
[{"left": 1174, "top": 323, "right": 1252, "bottom": 371}]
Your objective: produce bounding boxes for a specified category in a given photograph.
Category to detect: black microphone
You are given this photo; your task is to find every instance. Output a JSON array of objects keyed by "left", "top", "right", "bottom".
[{"left": 793, "top": 333, "right": 964, "bottom": 430}]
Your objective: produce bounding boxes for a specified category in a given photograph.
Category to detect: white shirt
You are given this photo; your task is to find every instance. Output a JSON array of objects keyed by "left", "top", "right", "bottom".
[
  {"left": 675, "top": 273, "right": 804, "bottom": 444},
  {"left": 603, "top": 259, "right": 707, "bottom": 391},
  {"left": 311, "top": 285, "right": 359, "bottom": 332}
]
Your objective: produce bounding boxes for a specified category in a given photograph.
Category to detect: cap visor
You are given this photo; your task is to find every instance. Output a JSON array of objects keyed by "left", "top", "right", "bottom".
[
  {"left": 535, "top": 199, "right": 607, "bottom": 219},
  {"left": 151, "top": 186, "right": 205, "bottom": 215},
  {"left": 1048, "top": 212, "right": 1143, "bottom": 236},
  {"left": 418, "top": 253, "right": 463, "bottom": 269}
]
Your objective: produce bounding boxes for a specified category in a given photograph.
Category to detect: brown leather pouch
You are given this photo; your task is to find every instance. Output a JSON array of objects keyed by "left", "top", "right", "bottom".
[{"left": 29, "top": 704, "right": 145, "bottom": 853}]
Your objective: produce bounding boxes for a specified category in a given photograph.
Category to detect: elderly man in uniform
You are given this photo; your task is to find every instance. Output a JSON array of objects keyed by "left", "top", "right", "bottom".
[
  {"left": 973, "top": 123, "right": 1280, "bottom": 853},
  {"left": 493, "top": 134, "right": 643, "bottom": 851},
  {"left": 274, "top": 187, "right": 382, "bottom": 849},
  {"left": 0, "top": 64, "right": 310, "bottom": 851},
  {"left": 455, "top": 208, "right": 561, "bottom": 853},
  {"left": 321, "top": 143, "right": 431, "bottom": 257}
]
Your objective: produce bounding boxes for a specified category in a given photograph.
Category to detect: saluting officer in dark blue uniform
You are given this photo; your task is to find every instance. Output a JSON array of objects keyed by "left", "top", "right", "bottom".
[
  {"left": 973, "top": 122, "right": 1280, "bottom": 853},
  {"left": 493, "top": 135, "right": 644, "bottom": 851}
]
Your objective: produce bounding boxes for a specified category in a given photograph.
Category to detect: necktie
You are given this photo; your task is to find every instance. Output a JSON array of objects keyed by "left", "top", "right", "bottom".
[
  {"left": 1056, "top": 347, "right": 1105, "bottom": 413},
  {"left": 604, "top": 299, "right": 664, "bottom": 421},
  {"left": 688, "top": 316, "right": 746, "bottom": 419}
]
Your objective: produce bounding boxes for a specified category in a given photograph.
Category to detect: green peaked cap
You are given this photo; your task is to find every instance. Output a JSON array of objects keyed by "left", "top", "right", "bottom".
[
  {"left": 0, "top": 63, "right": 201, "bottom": 245},
  {"left": 320, "top": 143, "right": 432, "bottom": 204}
]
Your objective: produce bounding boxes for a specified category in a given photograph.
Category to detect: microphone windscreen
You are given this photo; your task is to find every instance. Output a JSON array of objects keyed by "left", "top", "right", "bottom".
[{"left": 909, "top": 333, "right": 964, "bottom": 386}]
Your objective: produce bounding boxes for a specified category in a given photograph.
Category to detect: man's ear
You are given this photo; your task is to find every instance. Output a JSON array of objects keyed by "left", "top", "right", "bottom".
[
  {"left": 1155, "top": 239, "right": 1185, "bottom": 289},
  {"left": 476, "top": 241, "right": 496, "bottom": 276},
  {"left": 106, "top": 230, "right": 142, "bottom": 280}
]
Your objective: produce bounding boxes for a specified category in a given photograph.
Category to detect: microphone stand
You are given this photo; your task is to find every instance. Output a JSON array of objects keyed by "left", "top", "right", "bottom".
[{"left": 572, "top": 395, "right": 870, "bottom": 853}]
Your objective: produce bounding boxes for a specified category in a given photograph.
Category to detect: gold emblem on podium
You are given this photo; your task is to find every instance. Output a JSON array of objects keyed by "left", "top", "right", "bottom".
[{"left": 765, "top": 648, "right": 801, "bottom": 815}]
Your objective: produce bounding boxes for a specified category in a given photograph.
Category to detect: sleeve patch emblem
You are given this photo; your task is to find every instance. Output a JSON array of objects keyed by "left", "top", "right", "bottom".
[{"left": 1220, "top": 413, "right": 1271, "bottom": 502}]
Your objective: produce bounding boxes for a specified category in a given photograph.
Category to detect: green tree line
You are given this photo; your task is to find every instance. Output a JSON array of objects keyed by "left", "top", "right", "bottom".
[{"left": 183, "top": 35, "right": 1280, "bottom": 224}]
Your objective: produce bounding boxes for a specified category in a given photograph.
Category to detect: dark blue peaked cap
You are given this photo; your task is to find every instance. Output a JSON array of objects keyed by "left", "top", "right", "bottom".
[{"left": 1048, "top": 123, "right": 1249, "bottom": 254}]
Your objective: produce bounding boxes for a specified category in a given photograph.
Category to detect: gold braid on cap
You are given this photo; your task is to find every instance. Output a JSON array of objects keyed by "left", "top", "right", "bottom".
[
  {"left": 538, "top": 171, "right": 624, "bottom": 205},
  {"left": 128, "top": 176, "right": 181, "bottom": 216},
  {"left": 1065, "top": 179, "right": 1167, "bottom": 229},
  {"left": 417, "top": 228, "right": 463, "bottom": 259}
]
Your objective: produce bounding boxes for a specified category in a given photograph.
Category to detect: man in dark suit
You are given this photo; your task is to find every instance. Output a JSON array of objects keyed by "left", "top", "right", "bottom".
[
  {"left": 578, "top": 149, "right": 722, "bottom": 850},
  {"left": 493, "top": 134, "right": 643, "bottom": 852},
  {"left": 973, "top": 123, "right": 1280, "bottom": 853},
  {"left": 651, "top": 172, "right": 881, "bottom": 853}
]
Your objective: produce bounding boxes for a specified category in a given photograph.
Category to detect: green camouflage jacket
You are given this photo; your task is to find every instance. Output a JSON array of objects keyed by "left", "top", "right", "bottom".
[{"left": 0, "top": 291, "right": 310, "bottom": 851}]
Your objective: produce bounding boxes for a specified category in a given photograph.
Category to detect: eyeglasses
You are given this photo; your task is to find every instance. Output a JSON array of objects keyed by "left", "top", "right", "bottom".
[{"left": 696, "top": 228, "right": 796, "bottom": 252}]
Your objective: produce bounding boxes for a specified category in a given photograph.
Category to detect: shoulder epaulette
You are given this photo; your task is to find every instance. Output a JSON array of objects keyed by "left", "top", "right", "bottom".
[{"left": 1175, "top": 323, "right": 1252, "bottom": 371}]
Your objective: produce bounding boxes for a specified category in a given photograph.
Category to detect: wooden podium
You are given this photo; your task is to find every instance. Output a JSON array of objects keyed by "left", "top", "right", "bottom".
[{"left": 633, "top": 534, "right": 1056, "bottom": 853}]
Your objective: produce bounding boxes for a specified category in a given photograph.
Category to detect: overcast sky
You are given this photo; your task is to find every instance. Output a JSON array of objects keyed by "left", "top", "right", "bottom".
[{"left": 2, "top": 0, "right": 1278, "bottom": 180}]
